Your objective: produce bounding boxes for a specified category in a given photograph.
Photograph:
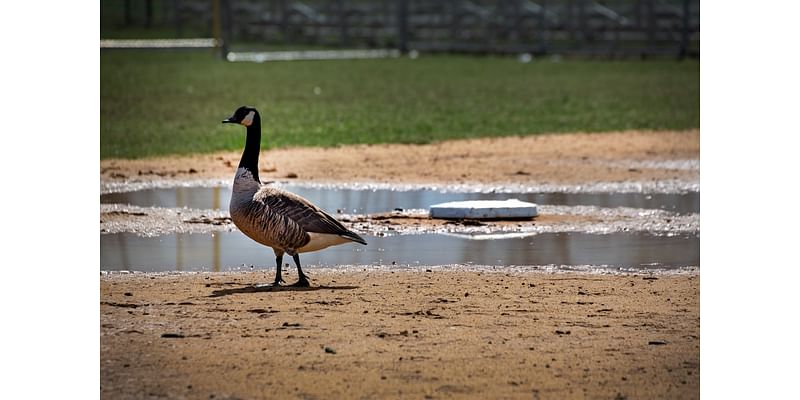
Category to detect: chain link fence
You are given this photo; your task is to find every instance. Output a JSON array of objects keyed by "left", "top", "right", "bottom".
[{"left": 101, "top": 0, "right": 699, "bottom": 60}]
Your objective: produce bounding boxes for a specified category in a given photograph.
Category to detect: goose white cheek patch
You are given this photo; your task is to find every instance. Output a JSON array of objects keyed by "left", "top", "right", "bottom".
[{"left": 241, "top": 111, "right": 255, "bottom": 127}]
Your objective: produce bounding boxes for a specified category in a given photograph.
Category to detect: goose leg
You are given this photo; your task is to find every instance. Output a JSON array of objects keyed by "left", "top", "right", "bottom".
[
  {"left": 273, "top": 250, "right": 285, "bottom": 286},
  {"left": 290, "top": 253, "right": 311, "bottom": 287}
]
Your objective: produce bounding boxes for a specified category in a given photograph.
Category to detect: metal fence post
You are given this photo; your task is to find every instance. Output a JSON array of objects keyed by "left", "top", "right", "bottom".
[
  {"left": 124, "top": 0, "right": 132, "bottom": 26},
  {"left": 678, "top": 0, "right": 690, "bottom": 59},
  {"left": 221, "top": 0, "right": 231, "bottom": 57},
  {"left": 212, "top": 0, "right": 222, "bottom": 57},
  {"left": 145, "top": 0, "right": 153, "bottom": 28},
  {"left": 174, "top": 0, "right": 182, "bottom": 38},
  {"left": 397, "top": 0, "right": 409, "bottom": 54},
  {"left": 339, "top": 0, "right": 350, "bottom": 46},
  {"left": 646, "top": 0, "right": 655, "bottom": 59},
  {"left": 540, "top": 0, "right": 549, "bottom": 54},
  {"left": 280, "top": 0, "right": 290, "bottom": 43},
  {"left": 567, "top": 0, "right": 576, "bottom": 49}
]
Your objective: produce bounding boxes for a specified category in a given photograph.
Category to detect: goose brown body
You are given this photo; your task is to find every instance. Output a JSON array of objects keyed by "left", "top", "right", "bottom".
[{"left": 229, "top": 168, "right": 366, "bottom": 254}]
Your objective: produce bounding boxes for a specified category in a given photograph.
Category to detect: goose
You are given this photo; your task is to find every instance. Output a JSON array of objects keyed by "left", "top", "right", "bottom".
[{"left": 222, "top": 106, "right": 367, "bottom": 287}]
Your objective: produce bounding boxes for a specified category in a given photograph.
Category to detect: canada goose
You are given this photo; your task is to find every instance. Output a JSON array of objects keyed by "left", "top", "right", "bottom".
[{"left": 222, "top": 106, "right": 367, "bottom": 287}]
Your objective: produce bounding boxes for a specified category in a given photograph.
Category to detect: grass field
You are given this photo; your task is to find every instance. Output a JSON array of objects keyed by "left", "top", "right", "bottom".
[{"left": 100, "top": 50, "right": 699, "bottom": 159}]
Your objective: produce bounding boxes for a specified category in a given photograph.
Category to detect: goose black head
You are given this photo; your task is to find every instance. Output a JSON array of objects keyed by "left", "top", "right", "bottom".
[{"left": 222, "top": 106, "right": 259, "bottom": 127}]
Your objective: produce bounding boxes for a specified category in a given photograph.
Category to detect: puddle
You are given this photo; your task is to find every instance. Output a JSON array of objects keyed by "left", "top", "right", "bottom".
[
  {"left": 100, "top": 184, "right": 700, "bottom": 273},
  {"left": 100, "top": 231, "right": 699, "bottom": 273},
  {"left": 101, "top": 185, "right": 699, "bottom": 215}
]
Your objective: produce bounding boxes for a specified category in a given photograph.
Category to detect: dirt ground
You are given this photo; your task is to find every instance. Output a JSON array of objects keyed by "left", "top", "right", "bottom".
[
  {"left": 101, "top": 270, "right": 699, "bottom": 400},
  {"left": 100, "top": 130, "right": 700, "bottom": 399},
  {"left": 100, "top": 129, "right": 699, "bottom": 186}
]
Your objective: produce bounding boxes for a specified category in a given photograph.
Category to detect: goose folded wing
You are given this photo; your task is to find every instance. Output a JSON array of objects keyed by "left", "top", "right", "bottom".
[{"left": 262, "top": 193, "right": 351, "bottom": 236}]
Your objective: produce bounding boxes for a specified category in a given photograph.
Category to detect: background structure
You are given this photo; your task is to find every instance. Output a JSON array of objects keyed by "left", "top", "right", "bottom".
[{"left": 101, "top": 0, "right": 699, "bottom": 59}]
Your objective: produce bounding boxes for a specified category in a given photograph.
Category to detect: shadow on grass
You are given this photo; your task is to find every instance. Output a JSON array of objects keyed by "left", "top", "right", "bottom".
[{"left": 209, "top": 284, "right": 359, "bottom": 297}]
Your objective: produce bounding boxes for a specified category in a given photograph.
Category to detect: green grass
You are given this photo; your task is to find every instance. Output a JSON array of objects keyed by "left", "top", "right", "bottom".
[{"left": 101, "top": 50, "right": 699, "bottom": 159}]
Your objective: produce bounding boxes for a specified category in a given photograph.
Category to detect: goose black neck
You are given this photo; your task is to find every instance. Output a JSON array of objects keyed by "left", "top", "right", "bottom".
[{"left": 238, "top": 114, "right": 262, "bottom": 183}]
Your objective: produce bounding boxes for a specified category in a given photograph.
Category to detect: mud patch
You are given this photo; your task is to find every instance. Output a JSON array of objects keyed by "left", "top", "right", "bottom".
[
  {"left": 100, "top": 204, "right": 698, "bottom": 237},
  {"left": 100, "top": 204, "right": 232, "bottom": 236}
]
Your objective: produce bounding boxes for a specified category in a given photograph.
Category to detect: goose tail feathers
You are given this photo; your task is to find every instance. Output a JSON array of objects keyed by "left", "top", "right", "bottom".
[{"left": 341, "top": 230, "right": 367, "bottom": 245}]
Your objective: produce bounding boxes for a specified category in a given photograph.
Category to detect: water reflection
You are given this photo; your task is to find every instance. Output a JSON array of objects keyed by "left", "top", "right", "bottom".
[
  {"left": 100, "top": 231, "right": 699, "bottom": 273},
  {"left": 101, "top": 185, "right": 700, "bottom": 215}
]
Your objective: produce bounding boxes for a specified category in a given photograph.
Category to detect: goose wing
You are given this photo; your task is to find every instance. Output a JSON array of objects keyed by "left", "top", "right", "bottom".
[{"left": 257, "top": 188, "right": 367, "bottom": 245}]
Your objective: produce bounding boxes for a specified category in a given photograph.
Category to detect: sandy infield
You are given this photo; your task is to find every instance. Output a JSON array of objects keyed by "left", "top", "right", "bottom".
[
  {"left": 100, "top": 129, "right": 699, "bottom": 186},
  {"left": 100, "top": 130, "right": 700, "bottom": 399},
  {"left": 101, "top": 270, "right": 699, "bottom": 400}
]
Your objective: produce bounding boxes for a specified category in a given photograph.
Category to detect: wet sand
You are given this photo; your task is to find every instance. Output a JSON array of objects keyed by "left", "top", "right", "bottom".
[{"left": 101, "top": 270, "right": 699, "bottom": 399}]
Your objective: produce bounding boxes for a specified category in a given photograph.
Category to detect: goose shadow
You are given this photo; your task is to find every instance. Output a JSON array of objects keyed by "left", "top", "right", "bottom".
[{"left": 209, "top": 284, "right": 359, "bottom": 297}]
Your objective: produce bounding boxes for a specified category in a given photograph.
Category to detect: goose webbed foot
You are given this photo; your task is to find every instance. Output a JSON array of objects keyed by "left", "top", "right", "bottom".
[{"left": 290, "top": 275, "right": 311, "bottom": 287}]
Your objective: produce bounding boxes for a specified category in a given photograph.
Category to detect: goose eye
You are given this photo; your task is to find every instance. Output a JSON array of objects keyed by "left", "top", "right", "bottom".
[{"left": 241, "top": 111, "right": 255, "bottom": 127}]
